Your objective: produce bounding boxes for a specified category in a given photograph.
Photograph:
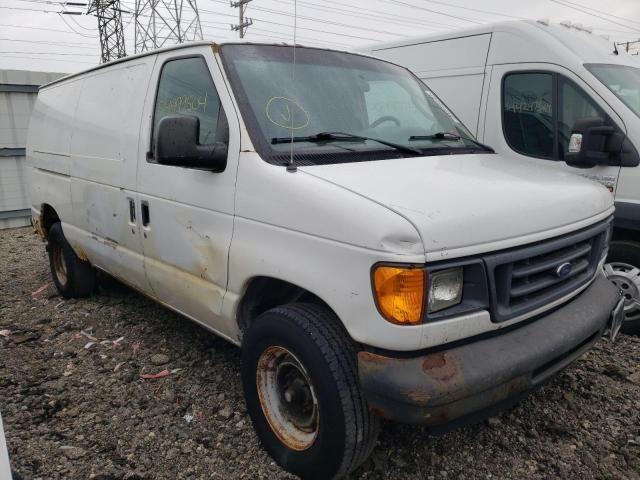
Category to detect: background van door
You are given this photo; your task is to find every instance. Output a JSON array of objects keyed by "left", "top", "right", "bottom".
[
  {"left": 483, "top": 63, "right": 624, "bottom": 194},
  {"left": 136, "top": 49, "right": 239, "bottom": 340}
]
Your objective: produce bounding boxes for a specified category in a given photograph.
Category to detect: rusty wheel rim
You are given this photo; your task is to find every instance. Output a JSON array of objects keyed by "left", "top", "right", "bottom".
[
  {"left": 256, "top": 346, "right": 319, "bottom": 451},
  {"left": 51, "top": 242, "right": 68, "bottom": 286}
]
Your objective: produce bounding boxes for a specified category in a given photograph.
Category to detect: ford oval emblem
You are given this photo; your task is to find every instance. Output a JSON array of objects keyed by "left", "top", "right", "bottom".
[{"left": 555, "top": 262, "right": 573, "bottom": 278}]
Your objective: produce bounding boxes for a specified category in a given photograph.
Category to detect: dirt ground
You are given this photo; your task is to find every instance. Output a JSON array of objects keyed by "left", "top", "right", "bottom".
[{"left": 1, "top": 226, "right": 639, "bottom": 480}]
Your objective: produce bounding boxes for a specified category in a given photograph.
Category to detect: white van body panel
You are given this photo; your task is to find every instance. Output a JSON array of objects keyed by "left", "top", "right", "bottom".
[
  {"left": 28, "top": 41, "right": 615, "bottom": 353},
  {"left": 303, "top": 155, "right": 613, "bottom": 258},
  {"left": 27, "top": 78, "right": 82, "bottom": 228}
]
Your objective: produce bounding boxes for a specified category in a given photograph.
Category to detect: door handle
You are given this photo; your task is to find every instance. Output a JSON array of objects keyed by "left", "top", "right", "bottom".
[
  {"left": 141, "top": 201, "right": 150, "bottom": 227},
  {"left": 128, "top": 198, "right": 136, "bottom": 223}
]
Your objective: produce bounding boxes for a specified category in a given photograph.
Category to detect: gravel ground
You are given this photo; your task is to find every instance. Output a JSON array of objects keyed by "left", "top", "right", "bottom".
[{"left": 1, "top": 226, "right": 640, "bottom": 480}]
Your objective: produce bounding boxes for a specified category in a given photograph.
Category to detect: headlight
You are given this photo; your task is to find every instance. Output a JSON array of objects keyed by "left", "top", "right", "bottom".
[
  {"left": 372, "top": 265, "right": 425, "bottom": 325},
  {"left": 427, "top": 268, "right": 463, "bottom": 313},
  {"left": 372, "top": 265, "right": 466, "bottom": 324}
]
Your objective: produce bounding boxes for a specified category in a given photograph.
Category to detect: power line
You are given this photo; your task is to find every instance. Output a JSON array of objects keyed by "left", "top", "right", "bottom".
[
  {"left": 300, "top": 0, "right": 460, "bottom": 28},
  {"left": 203, "top": 0, "right": 411, "bottom": 37},
  {"left": 0, "top": 22, "right": 98, "bottom": 36},
  {"left": 0, "top": 5, "right": 60, "bottom": 13},
  {"left": 248, "top": 27, "right": 351, "bottom": 47},
  {"left": 0, "top": 37, "right": 97, "bottom": 49},
  {"left": 0, "top": 54, "right": 95, "bottom": 65},
  {"left": 249, "top": 17, "right": 381, "bottom": 41},
  {"left": 374, "top": 0, "right": 481, "bottom": 25},
  {"left": 59, "top": 11, "right": 101, "bottom": 37},
  {"left": 550, "top": 0, "right": 640, "bottom": 33},
  {"left": 270, "top": 0, "right": 452, "bottom": 31},
  {"left": 417, "top": 0, "right": 525, "bottom": 20},
  {"left": 198, "top": 5, "right": 384, "bottom": 41},
  {"left": 0, "top": 50, "right": 97, "bottom": 56},
  {"left": 554, "top": 0, "right": 640, "bottom": 27}
]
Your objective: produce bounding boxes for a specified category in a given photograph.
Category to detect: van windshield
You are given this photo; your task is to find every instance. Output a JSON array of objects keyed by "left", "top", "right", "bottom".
[
  {"left": 586, "top": 63, "right": 640, "bottom": 119},
  {"left": 220, "top": 44, "right": 485, "bottom": 166}
]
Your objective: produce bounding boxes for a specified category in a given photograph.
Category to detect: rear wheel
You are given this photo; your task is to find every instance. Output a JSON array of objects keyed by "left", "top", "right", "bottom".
[
  {"left": 241, "top": 303, "right": 379, "bottom": 479},
  {"left": 605, "top": 241, "right": 640, "bottom": 335},
  {"left": 47, "top": 222, "right": 95, "bottom": 298}
]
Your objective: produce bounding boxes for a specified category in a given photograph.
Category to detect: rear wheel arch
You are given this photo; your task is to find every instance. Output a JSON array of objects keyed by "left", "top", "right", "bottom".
[{"left": 37, "top": 203, "right": 61, "bottom": 239}]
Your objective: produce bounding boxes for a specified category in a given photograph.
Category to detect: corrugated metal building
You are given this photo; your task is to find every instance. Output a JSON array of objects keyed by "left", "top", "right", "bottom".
[{"left": 0, "top": 69, "right": 66, "bottom": 229}]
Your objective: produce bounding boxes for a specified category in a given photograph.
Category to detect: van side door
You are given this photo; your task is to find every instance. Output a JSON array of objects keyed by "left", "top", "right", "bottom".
[
  {"left": 136, "top": 48, "right": 239, "bottom": 340},
  {"left": 68, "top": 59, "right": 155, "bottom": 294},
  {"left": 484, "top": 63, "right": 624, "bottom": 193}
]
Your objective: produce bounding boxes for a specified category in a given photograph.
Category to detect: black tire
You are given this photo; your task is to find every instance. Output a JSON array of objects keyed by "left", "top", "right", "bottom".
[
  {"left": 47, "top": 222, "right": 95, "bottom": 298},
  {"left": 241, "top": 303, "right": 380, "bottom": 479},
  {"left": 606, "top": 241, "right": 640, "bottom": 335}
]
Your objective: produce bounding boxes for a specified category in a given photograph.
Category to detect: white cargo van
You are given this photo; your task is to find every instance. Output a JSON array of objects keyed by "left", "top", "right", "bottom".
[
  {"left": 28, "top": 41, "right": 622, "bottom": 479},
  {"left": 364, "top": 20, "right": 640, "bottom": 334}
]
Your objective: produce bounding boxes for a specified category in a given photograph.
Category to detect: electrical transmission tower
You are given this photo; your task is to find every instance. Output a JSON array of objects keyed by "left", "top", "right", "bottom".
[
  {"left": 87, "top": 0, "right": 127, "bottom": 63},
  {"left": 231, "top": 0, "right": 253, "bottom": 38},
  {"left": 134, "top": 0, "right": 203, "bottom": 53}
]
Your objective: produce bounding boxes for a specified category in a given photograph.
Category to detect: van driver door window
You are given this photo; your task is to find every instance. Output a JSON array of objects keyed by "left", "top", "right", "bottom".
[{"left": 151, "top": 57, "right": 222, "bottom": 154}]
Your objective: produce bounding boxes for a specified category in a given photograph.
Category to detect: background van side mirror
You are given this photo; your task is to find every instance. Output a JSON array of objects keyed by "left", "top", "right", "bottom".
[
  {"left": 155, "top": 115, "right": 227, "bottom": 171},
  {"left": 565, "top": 117, "right": 617, "bottom": 168}
]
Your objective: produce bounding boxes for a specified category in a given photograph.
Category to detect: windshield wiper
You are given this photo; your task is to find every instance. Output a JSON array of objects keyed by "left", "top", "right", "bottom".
[
  {"left": 410, "top": 131, "right": 462, "bottom": 141},
  {"left": 409, "top": 132, "right": 494, "bottom": 152},
  {"left": 272, "top": 131, "right": 422, "bottom": 155}
]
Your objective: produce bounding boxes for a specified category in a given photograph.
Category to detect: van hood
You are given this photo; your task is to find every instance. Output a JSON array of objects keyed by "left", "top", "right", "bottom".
[{"left": 300, "top": 154, "right": 613, "bottom": 257}]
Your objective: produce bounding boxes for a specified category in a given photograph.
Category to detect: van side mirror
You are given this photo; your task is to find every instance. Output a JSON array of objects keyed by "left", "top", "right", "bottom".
[
  {"left": 155, "top": 115, "right": 227, "bottom": 172},
  {"left": 565, "top": 117, "right": 618, "bottom": 168}
]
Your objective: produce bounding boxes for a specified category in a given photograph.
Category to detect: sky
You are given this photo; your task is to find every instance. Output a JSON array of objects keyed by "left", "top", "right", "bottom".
[{"left": 0, "top": 0, "right": 639, "bottom": 74}]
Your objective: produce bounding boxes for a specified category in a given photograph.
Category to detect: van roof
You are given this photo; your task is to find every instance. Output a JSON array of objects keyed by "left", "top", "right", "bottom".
[
  {"left": 366, "top": 20, "right": 640, "bottom": 69},
  {"left": 41, "top": 40, "right": 361, "bottom": 90}
]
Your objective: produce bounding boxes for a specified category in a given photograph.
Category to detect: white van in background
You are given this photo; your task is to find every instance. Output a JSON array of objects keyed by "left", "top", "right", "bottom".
[{"left": 364, "top": 20, "right": 640, "bottom": 333}]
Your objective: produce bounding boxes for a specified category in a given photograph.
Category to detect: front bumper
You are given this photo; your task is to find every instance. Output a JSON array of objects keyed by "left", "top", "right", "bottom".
[{"left": 358, "top": 273, "right": 619, "bottom": 426}]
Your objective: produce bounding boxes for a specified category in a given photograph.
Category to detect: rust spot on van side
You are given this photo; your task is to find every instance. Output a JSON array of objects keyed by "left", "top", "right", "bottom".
[
  {"left": 358, "top": 351, "right": 402, "bottom": 374},
  {"left": 73, "top": 245, "right": 89, "bottom": 262}
]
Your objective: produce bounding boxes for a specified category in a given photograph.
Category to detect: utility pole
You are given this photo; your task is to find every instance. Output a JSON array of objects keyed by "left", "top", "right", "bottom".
[
  {"left": 86, "top": 0, "right": 127, "bottom": 63},
  {"left": 134, "top": 0, "right": 203, "bottom": 53},
  {"left": 231, "top": 0, "right": 253, "bottom": 38}
]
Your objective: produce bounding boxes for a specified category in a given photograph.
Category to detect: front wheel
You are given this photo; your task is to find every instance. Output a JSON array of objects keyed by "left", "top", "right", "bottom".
[
  {"left": 241, "top": 303, "right": 379, "bottom": 479},
  {"left": 605, "top": 241, "right": 640, "bottom": 335}
]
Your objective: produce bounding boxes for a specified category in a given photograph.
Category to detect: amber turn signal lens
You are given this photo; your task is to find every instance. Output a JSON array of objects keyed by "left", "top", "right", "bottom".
[{"left": 373, "top": 266, "right": 425, "bottom": 325}]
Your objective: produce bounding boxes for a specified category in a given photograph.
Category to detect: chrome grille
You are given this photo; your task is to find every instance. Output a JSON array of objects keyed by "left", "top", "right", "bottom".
[{"left": 485, "top": 218, "right": 611, "bottom": 322}]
